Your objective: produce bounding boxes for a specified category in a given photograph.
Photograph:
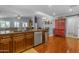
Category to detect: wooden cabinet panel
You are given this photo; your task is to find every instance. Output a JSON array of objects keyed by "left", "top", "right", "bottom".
[
  {"left": 26, "top": 32, "right": 34, "bottom": 38},
  {"left": 26, "top": 38, "right": 34, "bottom": 49},
  {"left": 0, "top": 30, "right": 46, "bottom": 53},
  {"left": 12, "top": 34, "right": 25, "bottom": 53},
  {"left": 0, "top": 43, "right": 4, "bottom": 52},
  {"left": 54, "top": 18, "right": 66, "bottom": 37},
  {"left": 0, "top": 35, "right": 12, "bottom": 53},
  {"left": 25, "top": 32, "right": 34, "bottom": 49},
  {"left": 0, "top": 36, "right": 2, "bottom": 43}
]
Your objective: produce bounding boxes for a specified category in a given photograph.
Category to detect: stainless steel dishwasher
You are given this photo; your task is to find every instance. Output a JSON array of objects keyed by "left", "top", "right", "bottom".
[{"left": 34, "top": 32, "right": 42, "bottom": 46}]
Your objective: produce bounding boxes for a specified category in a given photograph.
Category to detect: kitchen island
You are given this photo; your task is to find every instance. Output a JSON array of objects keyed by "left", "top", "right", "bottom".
[{"left": 0, "top": 29, "right": 48, "bottom": 53}]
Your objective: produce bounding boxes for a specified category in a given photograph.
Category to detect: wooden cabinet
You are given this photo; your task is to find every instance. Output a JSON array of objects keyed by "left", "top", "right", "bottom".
[
  {"left": 54, "top": 17, "right": 66, "bottom": 37},
  {"left": 12, "top": 32, "right": 34, "bottom": 53},
  {"left": 0, "top": 35, "right": 12, "bottom": 53},
  {"left": 0, "top": 30, "right": 47, "bottom": 53},
  {"left": 12, "top": 33, "right": 25, "bottom": 52},
  {"left": 25, "top": 32, "right": 34, "bottom": 49},
  {"left": 0, "top": 36, "right": 3, "bottom": 52}
]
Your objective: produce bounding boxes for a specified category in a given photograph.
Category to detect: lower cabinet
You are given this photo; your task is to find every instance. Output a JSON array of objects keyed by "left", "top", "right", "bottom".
[
  {"left": 0, "top": 35, "right": 12, "bottom": 53},
  {"left": 25, "top": 32, "right": 34, "bottom": 49},
  {"left": 12, "top": 32, "right": 34, "bottom": 53},
  {"left": 0, "top": 30, "right": 47, "bottom": 53},
  {"left": 12, "top": 33, "right": 25, "bottom": 53}
]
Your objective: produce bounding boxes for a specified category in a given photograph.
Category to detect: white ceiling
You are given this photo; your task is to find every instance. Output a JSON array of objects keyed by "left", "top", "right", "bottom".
[{"left": 0, "top": 5, "right": 79, "bottom": 17}]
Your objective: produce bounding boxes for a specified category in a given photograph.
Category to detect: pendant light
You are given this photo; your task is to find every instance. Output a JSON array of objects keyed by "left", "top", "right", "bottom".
[{"left": 17, "top": 15, "right": 21, "bottom": 20}]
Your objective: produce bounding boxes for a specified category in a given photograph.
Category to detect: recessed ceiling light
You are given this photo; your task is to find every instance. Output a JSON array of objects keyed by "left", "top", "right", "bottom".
[
  {"left": 69, "top": 8, "right": 72, "bottom": 12},
  {"left": 17, "top": 15, "right": 21, "bottom": 19},
  {"left": 48, "top": 5, "right": 52, "bottom": 7},
  {"left": 53, "top": 12, "right": 56, "bottom": 15}
]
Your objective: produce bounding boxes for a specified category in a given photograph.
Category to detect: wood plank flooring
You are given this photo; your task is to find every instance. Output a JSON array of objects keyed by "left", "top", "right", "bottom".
[{"left": 34, "top": 36, "right": 79, "bottom": 53}]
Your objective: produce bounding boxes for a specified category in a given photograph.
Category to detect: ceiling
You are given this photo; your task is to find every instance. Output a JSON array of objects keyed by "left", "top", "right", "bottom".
[{"left": 0, "top": 5, "right": 79, "bottom": 17}]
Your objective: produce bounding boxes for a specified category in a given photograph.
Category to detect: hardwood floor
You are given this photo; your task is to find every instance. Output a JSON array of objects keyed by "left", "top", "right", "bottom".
[{"left": 34, "top": 36, "right": 79, "bottom": 53}]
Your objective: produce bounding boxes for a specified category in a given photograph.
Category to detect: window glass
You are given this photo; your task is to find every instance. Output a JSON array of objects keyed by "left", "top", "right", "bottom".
[
  {"left": 22, "top": 22, "right": 27, "bottom": 27},
  {"left": 0, "top": 21, "right": 6, "bottom": 28},
  {"left": 0, "top": 20, "right": 10, "bottom": 28},
  {"left": 14, "top": 21, "right": 19, "bottom": 27},
  {"left": 5, "top": 21, "right": 10, "bottom": 28}
]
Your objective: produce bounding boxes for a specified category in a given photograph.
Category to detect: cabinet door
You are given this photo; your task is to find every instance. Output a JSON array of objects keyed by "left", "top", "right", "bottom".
[
  {"left": 12, "top": 34, "right": 25, "bottom": 53},
  {"left": 0, "top": 36, "right": 3, "bottom": 52},
  {"left": 25, "top": 32, "right": 34, "bottom": 49},
  {"left": 26, "top": 37, "right": 34, "bottom": 49},
  {"left": 0, "top": 43, "right": 4, "bottom": 53},
  {"left": 0, "top": 35, "right": 12, "bottom": 53}
]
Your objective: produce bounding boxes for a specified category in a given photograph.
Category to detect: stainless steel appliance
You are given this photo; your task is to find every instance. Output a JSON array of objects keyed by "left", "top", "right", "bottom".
[{"left": 34, "top": 32, "right": 42, "bottom": 46}]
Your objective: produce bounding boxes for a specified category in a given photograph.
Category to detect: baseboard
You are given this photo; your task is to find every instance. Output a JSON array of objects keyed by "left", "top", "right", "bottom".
[
  {"left": 48, "top": 34, "right": 78, "bottom": 38},
  {"left": 49, "top": 34, "right": 53, "bottom": 37},
  {"left": 66, "top": 35, "right": 78, "bottom": 38}
]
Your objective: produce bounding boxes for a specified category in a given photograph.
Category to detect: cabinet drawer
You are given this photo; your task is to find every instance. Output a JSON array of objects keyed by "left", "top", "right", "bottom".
[
  {"left": 13, "top": 36, "right": 24, "bottom": 39},
  {"left": 26, "top": 35, "right": 33, "bottom": 37},
  {"left": 26, "top": 32, "right": 33, "bottom": 35},
  {"left": 13, "top": 34, "right": 25, "bottom": 41},
  {"left": 26, "top": 32, "right": 33, "bottom": 34},
  {"left": 13, "top": 34, "right": 24, "bottom": 37},
  {"left": 2, "top": 36, "right": 11, "bottom": 38},
  {"left": 26, "top": 33, "right": 34, "bottom": 38},
  {"left": 1, "top": 38, "right": 11, "bottom": 44}
]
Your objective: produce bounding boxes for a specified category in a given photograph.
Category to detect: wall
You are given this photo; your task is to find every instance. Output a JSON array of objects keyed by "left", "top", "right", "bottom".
[
  {"left": 0, "top": 17, "right": 30, "bottom": 27},
  {"left": 0, "top": 15, "right": 54, "bottom": 36},
  {"left": 48, "top": 16, "right": 54, "bottom": 36},
  {"left": 66, "top": 16, "right": 79, "bottom": 37},
  {"left": 36, "top": 16, "right": 54, "bottom": 36},
  {"left": 36, "top": 16, "right": 43, "bottom": 28}
]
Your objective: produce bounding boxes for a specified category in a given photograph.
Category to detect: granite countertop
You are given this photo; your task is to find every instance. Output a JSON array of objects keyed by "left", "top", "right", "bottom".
[{"left": 0, "top": 29, "right": 48, "bottom": 35}]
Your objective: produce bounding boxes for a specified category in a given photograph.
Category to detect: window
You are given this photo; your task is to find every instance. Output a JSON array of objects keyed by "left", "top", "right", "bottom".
[
  {"left": 0, "top": 20, "right": 10, "bottom": 28},
  {"left": 14, "top": 21, "right": 19, "bottom": 27},
  {"left": 22, "top": 22, "right": 27, "bottom": 27},
  {"left": 0, "top": 21, "right": 6, "bottom": 28},
  {"left": 5, "top": 21, "right": 10, "bottom": 28}
]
